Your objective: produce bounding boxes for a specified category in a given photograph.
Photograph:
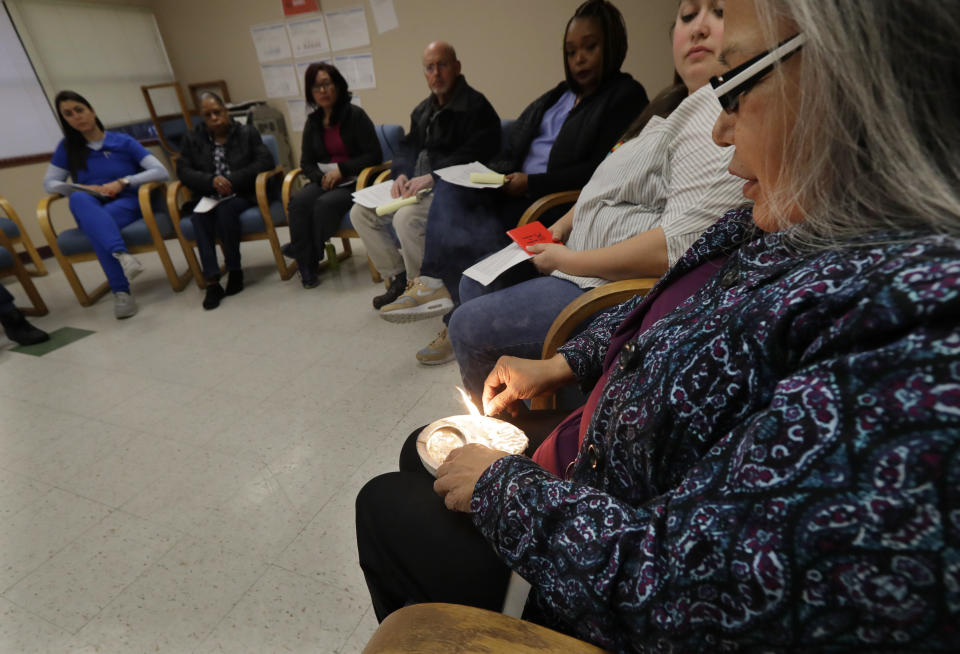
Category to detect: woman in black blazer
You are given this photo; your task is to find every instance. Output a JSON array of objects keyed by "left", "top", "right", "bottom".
[
  {"left": 288, "top": 63, "right": 382, "bottom": 288},
  {"left": 176, "top": 92, "right": 273, "bottom": 309}
]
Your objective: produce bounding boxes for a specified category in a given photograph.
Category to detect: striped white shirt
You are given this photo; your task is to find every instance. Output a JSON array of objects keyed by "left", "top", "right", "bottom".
[{"left": 552, "top": 85, "right": 749, "bottom": 289}]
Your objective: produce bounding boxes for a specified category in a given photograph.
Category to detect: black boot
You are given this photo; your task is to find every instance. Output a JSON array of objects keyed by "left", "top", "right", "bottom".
[
  {"left": 203, "top": 282, "right": 225, "bottom": 310},
  {"left": 0, "top": 307, "right": 49, "bottom": 345},
  {"left": 298, "top": 260, "right": 320, "bottom": 289},
  {"left": 224, "top": 270, "right": 244, "bottom": 296},
  {"left": 372, "top": 272, "right": 407, "bottom": 309}
]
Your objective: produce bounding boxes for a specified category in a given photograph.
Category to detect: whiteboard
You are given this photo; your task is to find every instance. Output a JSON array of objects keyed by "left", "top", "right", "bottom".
[{"left": 0, "top": 3, "right": 62, "bottom": 160}]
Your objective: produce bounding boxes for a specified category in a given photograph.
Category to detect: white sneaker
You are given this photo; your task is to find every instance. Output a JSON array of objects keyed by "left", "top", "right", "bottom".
[
  {"left": 113, "top": 251, "right": 144, "bottom": 281},
  {"left": 114, "top": 292, "right": 138, "bottom": 319}
]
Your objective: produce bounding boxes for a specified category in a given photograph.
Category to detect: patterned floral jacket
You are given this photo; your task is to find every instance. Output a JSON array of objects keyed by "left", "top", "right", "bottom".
[{"left": 472, "top": 208, "right": 960, "bottom": 652}]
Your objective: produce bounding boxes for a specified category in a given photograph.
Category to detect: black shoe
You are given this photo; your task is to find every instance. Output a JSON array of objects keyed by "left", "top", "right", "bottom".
[
  {"left": 0, "top": 308, "right": 50, "bottom": 346},
  {"left": 224, "top": 270, "right": 244, "bottom": 296},
  {"left": 372, "top": 272, "right": 407, "bottom": 309},
  {"left": 203, "top": 282, "right": 225, "bottom": 310},
  {"left": 298, "top": 260, "right": 320, "bottom": 289}
]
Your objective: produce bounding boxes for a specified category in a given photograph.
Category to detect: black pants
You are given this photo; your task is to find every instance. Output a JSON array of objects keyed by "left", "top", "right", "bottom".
[
  {"left": 190, "top": 196, "right": 251, "bottom": 280},
  {"left": 355, "top": 411, "right": 566, "bottom": 623},
  {"left": 287, "top": 183, "right": 354, "bottom": 266},
  {"left": 0, "top": 282, "right": 14, "bottom": 310}
]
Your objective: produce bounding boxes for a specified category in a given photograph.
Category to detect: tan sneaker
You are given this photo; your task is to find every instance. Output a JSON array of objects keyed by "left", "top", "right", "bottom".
[
  {"left": 416, "top": 328, "right": 455, "bottom": 365},
  {"left": 379, "top": 277, "right": 453, "bottom": 323}
]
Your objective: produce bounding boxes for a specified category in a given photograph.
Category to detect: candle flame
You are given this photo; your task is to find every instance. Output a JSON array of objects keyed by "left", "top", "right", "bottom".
[{"left": 455, "top": 386, "right": 482, "bottom": 417}]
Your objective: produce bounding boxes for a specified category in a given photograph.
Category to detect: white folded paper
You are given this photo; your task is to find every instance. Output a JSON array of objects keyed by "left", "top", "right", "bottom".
[
  {"left": 434, "top": 161, "right": 505, "bottom": 189},
  {"left": 317, "top": 163, "right": 356, "bottom": 187},
  {"left": 351, "top": 181, "right": 394, "bottom": 209},
  {"left": 60, "top": 183, "right": 109, "bottom": 201},
  {"left": 194, "top": 195, "right": 228, "bottom": 213},
  {"left": 462, "top": 242, "right": 533, "bottom": 286}
]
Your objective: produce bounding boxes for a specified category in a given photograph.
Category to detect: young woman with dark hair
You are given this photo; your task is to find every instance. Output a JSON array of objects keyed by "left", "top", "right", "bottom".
[
  {"left": 176, "top": 92, "right": 274, "bottom": 309},
  {"left": 285, "top": 62, "right": 381, "bottom": 288},
  {"left": 43, "top": 90, "right": 169, "bottom": 319}
]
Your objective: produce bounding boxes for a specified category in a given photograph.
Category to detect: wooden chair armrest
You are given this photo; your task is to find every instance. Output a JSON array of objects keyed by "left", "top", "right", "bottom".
[
  {"left": 0, "top": 228, "right": 17, "bottom": 251},
  {"left": 530, "top": 278, "right": 658, "bottom": 410},
  {"left": 166, "top": 179, "right": 192, "bottom": 215},
  {"left": 540, "top": 278, "right": 658, "bottom": 360},
  {"left": 373, "top": 168, "right": 393, "bottom": 186},
  {"left": 165, "top": 180, "right": 193, "bottom": 239},
  {"left": 363, "top": 603, "right": 609, "bottom": 654},
  {"left": 282, "top": 167, "right": 304, "bottom": 219},
  {"left": 256, "top": 166, "right": 286, "bottom": 228},
  {"left": 138, "top": 181, "right": 168, "bottom": 239},
  {"left": 0, "top": 196, "right": 24, "bottom": 233},
  {"left": 517, "top": 190, "right": 581, "bottom": 227},
  {"left": 357, "top": 161, "right": 391, "bottom": 189},
  {"left": 36, "top": 193, "right": 66, "bottom": 245}
]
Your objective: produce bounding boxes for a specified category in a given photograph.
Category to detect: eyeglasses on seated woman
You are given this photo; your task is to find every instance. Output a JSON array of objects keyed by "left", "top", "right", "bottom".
[{"left": 355, "top": 0, "right": 960, "bottom": 650}]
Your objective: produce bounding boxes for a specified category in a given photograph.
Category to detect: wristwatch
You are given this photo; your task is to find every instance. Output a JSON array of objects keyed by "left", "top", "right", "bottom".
[{"left": 118, "top": 177, "right": 131, "bottom": 188}]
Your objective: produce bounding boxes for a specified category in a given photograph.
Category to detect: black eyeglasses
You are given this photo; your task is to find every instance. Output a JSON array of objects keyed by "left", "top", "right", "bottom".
[{"left": 710, "top": 33, "right": 806, "bottom": 113}]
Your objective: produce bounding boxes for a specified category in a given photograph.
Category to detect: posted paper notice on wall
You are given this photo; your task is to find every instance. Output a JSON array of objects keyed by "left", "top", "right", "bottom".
[
  {"left": 251, "top": 23, "right": 292, "bottom": 62},
  {"left": 325, "top": 7, "right": 370, "bottom": 51},
  {"left": 287, "top": 16, "right": 330, "bottom": 58},
  {"left": 261, "top": 63, "right": 300, "bottom": 98},
  {"left": 370, "top": 0, "right": 399, "bottom": 33},
  {"left": 334, "top": 53, "right": 376, "bottom": 90}
]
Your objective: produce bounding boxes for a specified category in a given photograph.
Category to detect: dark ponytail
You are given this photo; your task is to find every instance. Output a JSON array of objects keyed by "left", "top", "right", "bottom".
[{"left": 53, "top": 90, "right": 104, "bottom": 178}]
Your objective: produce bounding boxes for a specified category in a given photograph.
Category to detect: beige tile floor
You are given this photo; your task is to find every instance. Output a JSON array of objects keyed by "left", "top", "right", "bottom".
[{"left": 0, "top": 234, "right": 464, "bottom": 653}]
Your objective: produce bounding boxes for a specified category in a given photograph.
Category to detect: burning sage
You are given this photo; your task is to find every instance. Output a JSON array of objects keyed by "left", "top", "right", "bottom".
[{"left": 416, "top": 388, "right": 529, "bottom": 476}]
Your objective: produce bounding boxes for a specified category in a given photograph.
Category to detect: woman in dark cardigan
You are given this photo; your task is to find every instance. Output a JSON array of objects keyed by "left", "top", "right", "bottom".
[
  {"left": 356, "top": 0, "right": 960, "bottom": 649},
  {"left": 287, "top": 63, "right": 381, "bottom": 288},
  {"left": 176, "top": 92, "right": 273, "bottom": 309}
]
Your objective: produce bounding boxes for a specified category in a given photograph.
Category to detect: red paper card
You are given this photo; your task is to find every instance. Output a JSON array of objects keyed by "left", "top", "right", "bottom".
[
  {"left": 283, "top": 0, "right": 318, "bottom": 16},
  {"left": 507, "top": 221, "right": 559, "bottom": 254}
]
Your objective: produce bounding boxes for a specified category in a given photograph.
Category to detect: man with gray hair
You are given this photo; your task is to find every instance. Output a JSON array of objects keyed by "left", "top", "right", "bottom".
[{"left": 351, "top": 41, "right": 500, "bottom": 311}]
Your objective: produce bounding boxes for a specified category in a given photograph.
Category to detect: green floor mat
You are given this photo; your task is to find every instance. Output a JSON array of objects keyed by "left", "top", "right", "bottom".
[{"left": 10, "top": 326, "right": 95, "bottom": 356}]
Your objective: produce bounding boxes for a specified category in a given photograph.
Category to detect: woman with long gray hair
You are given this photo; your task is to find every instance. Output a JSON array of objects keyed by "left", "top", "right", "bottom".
[{"left": 355, "top": 0, "right": 960, "bottom": 650}]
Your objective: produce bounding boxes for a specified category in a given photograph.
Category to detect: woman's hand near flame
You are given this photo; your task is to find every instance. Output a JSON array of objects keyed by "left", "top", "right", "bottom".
[
  {"left": 434, "top": 444, "right": 509, "bottom": 512},
  {"left": 482, "top": 354, "right": 576, "bottom": 417}
]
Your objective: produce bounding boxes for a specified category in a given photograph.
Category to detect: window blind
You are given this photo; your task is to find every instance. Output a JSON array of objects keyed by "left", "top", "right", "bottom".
[
  {"left": 8, "top": 0, "right": 176, "bottom": 127},
  {"left": 0, "top": 2, "right": 61, "bottom": 159}
]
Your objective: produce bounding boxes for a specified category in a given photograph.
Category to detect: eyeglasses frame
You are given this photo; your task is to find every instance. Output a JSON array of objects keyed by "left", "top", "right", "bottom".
[{"left": 711, "top": 33, "right": 806, "bottom": 113}]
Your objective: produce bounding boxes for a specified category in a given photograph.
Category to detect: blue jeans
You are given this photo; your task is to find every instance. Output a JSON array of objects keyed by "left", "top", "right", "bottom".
[
  {"left": 448, "top": 274, "right": 587, "bottom": 403},
  {"left": 419, "top": 180, "right": 529, "bottom": 307},
  {"left": 69, "top": 192, "right": 141, "bottom": 293},
  {"left": 190, "top": 195, "right": 251, "bottom": 280}
]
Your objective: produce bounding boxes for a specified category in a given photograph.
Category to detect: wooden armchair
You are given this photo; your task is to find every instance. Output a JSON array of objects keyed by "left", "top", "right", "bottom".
[
  {"left": 515, "top": 188, "right": 661, "bottom": 409},
  {"left": 0, "top": 196, "right": 47, "bottom": 276},
  {"left": 281, "top": 124, "right": 405, "bottom": 283},
  {"left": 530, "top": 278, "right": 658, "bottom": 410},
  {"left": 168, "top": 134, "right": 293, "bottom": 285},
  {"left": 0, "top": 230, "right": 47, "bottom": 316},
  {"left": 363, "top": 603, "right": 609, "bottom": 654},
  {"left": 37, "top": 182, "right": 190, "bottom": 306},
  {"left": 516, "top": 189, "right": 581, "bottom": 228}
]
